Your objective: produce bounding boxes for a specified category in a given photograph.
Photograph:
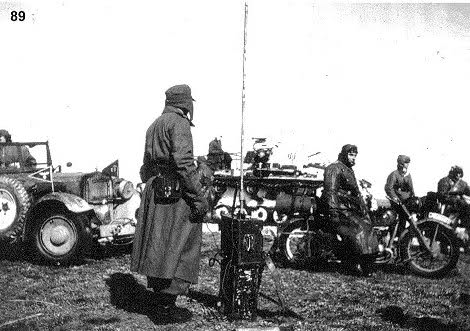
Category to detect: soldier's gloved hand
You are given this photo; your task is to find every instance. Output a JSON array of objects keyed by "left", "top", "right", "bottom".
[
  {"left": 392, "top": 197, "right": 402, "bottom": 205},
  {"left": 190, "top": 210, "right": 204, "bottom": 223},
  {"left": 329, "top": 212, "right": 340, "bottom": 225},
  {"left": 190, "top": 198, "right": 209, "bottom": 223}
]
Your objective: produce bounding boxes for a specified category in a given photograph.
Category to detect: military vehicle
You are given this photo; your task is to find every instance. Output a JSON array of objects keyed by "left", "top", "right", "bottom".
[
  {"left": 208, "top": 138, "right": 323, "bottom": 264},
  {"left": 0, "top": 141, "right": 140, "bottom": 264}
]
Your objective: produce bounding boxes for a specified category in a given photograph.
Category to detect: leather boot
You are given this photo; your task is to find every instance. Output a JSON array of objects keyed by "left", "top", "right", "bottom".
[
  {"left": 359, "top": 262, "right": 373, "bottom": 277},
  {"left": 359, "top": 255, "right": 375, "bottom": 277},
  {"left": 153, "top": 292, "right": 193, "bottom": 324}
]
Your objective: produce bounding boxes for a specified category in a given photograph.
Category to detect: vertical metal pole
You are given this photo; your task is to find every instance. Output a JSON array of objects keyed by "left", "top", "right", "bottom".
[
  {"left": 240, "top": 2, "right": 248, "bottom": 217},
  {"left": 49, "top": 166, "right": 55, "bottom": 192}
]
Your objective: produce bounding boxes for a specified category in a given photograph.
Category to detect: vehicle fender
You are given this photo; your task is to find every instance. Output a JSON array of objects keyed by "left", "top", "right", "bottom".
[
  {"left": 36, "top": 192, "right": 93, "bottom": 213},
  {"left": 419, "top": 214, "right": 454, "bottom": 231},
  {"left": 398, "top": 215, "right": 454, "bottom": 243}
]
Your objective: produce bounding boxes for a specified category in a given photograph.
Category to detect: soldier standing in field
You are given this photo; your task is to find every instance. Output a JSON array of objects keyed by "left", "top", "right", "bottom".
[{"left": 131, "top": 84, "right": 208, "bottom": 323}]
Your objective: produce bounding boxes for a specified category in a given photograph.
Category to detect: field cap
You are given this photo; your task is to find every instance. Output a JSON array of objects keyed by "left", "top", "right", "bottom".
[{"left": 397, "top": 155, "right": 410, "bottom": 164}]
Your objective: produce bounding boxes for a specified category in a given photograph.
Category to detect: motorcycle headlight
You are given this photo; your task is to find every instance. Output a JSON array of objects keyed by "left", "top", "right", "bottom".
[{"left": 117, "top": 180, "right": 134, "bottom": 200}]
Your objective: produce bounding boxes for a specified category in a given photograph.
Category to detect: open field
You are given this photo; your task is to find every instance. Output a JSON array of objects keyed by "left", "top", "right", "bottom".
[{"left": 1, "top": 232, "right": 470, "bottom": 331}]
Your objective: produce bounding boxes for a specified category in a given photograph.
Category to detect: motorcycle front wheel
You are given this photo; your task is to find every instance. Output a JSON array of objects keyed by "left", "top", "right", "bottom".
[{"left": 400, "top": 220, "right": 459, "bottom": 278}]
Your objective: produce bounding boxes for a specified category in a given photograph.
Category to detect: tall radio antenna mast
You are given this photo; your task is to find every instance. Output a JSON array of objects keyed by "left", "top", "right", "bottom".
[{"left": 239, "top": 2, "right": 248, "bottom": 216}]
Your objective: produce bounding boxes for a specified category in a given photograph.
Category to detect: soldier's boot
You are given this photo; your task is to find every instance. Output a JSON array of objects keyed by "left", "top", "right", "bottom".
[
  {"left": 359, "top": 254, "right": 376, "bottom": 277},
  {"left": 155, "top": 278, "right": 192, "bottom": 324},
  {"left": 154, "top": 292, "right": 193, "bottom": 324}
]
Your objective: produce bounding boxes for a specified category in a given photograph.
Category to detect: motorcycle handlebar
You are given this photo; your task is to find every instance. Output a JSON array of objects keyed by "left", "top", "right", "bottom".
[{"left": 385, "top": 196, "right": 412, "bottom": 218}]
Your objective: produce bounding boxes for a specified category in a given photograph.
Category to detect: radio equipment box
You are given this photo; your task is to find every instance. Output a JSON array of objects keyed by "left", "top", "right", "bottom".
[
  {"left": 220, "top": 215, "right": 264, "bottom": 265},
  {"left": 219, "top": 215, "right": 264, "bottom": 320}
]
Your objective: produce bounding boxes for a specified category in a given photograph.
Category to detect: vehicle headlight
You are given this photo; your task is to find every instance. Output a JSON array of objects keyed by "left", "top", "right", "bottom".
[{"left": 117, "top": 180, "right": 134, "bottom": 200}]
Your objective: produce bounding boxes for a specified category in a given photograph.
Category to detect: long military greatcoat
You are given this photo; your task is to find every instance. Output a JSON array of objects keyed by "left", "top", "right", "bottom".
[
  {"left": 322, "top": 160, "right": 378, "bottom": 256},
  {"left": 130, "top": 105, "right": 207, "bottom": 284}
]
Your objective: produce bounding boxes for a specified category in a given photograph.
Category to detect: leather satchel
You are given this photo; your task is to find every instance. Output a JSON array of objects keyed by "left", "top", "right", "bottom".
[{"left": 153, "top": 171, "right": 182, "bottom": 200}]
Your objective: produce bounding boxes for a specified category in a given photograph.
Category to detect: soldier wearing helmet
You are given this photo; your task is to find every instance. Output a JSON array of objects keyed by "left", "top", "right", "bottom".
[
  {"left": 321, "top": 144, "right": 379, "bottom": 277},
  {"left": 437, "top": 166, "right": 470, "bottom": 228}
]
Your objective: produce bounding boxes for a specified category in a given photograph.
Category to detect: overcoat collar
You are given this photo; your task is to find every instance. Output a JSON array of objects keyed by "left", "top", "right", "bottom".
[{"left": 162, "top": 106, "right": 194, "bottom": 126}]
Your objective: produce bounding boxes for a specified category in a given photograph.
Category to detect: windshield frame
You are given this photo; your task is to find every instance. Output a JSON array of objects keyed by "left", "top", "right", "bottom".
[{"left": 0, "top": 141, "right": 52, "bottom": 174}]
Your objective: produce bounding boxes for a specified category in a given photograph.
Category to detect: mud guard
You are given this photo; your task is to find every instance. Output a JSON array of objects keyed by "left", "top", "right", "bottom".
[
  {"left": 36, "top": 192, "right": 93, "bottom": 213},
  {"left": 398, "top": 214, "right": 454, "bottom": 242},
  {"left": 422, "top": 213, "right": 454, "bottom": 230}
]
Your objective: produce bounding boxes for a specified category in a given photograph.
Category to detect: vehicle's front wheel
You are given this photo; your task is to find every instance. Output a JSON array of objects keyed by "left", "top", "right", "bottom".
[
  {"left": 31, "top": 212, "right": 86, "bottom": 265},
  {"left": 400, "top": 220, "right": 459, "bottom": 278}
]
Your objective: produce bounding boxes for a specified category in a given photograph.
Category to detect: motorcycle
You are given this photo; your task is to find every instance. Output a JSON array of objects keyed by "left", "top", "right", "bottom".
[
  {"left": 277, "top": 180, "right": 460, "bottom": 278},
  {"left": 433, "top": 191, "right": 470, "bottom": 248}
]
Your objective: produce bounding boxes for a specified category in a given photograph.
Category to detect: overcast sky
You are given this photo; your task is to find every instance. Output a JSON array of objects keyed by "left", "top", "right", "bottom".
[{"left": 1, "top": 1, "right": 470, "bottom": 197}]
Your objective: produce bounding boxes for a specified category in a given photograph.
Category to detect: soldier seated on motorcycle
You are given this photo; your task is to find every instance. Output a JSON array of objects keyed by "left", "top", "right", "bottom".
[
  {"left": 321, "top": 144, "right": 379, "bottom": 277},
  {"left": 437, "top": 165, "right": 470, "bottom": 228},
  {"left": 385, "top": 155, "right": 414, "bottom": 231},
  {"left": 385, "top": 155, "right": 414, "bottom": 204}
]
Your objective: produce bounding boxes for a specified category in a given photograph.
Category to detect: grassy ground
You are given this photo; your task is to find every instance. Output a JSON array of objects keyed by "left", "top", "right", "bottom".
[{"left": 1, "top": 233, "right": 470, "bottom": 331}]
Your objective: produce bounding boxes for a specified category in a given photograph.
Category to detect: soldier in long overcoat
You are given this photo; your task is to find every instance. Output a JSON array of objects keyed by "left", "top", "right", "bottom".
[
  {"left": 130, "top": 84, "right": 208, "bottom": 317},
  {"left": 321, "top": 144, "right": 379, "bottom": 276}
]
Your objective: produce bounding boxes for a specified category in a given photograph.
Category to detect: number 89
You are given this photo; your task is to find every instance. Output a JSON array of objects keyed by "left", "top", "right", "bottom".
[{"left": 11, "top": 11, "right": 26, "bottom": 21}]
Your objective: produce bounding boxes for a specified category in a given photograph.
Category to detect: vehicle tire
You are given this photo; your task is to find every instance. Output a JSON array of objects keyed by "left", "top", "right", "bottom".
[
  {"left": 278, "top": 219, "right": 311, "bottom": 267},
  {"left": 31, "top": 211, "right": 87, "bottom": 265},
  {"left": 400, "top": 220, "right": 460, "bottom": 278},
  {"left": 0, "top": 176, "right": 31, "bottom": 242}
]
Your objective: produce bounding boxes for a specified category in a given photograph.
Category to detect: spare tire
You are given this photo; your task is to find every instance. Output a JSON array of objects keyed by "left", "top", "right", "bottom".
[{"left": 0, "top": 176, "right": 32, "bottom": 242}]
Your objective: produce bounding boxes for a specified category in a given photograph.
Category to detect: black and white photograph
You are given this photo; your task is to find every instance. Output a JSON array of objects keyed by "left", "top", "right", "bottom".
[{"left": 1, "top": 0, "right": 470, "bottom": 330}]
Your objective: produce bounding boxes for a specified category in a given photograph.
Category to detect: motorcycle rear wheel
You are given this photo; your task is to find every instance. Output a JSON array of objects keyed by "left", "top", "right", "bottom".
[{"left": 400, "top": 221, "right": 459, "bottom": 278}]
